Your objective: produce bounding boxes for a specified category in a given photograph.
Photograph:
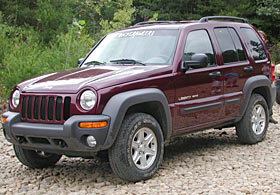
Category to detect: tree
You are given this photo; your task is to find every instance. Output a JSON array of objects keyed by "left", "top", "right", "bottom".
[
  {"left": 256, "top": 0, "right": 280, "bottom": 42},
  {"left": 99, "top": 0, "right": 135, "bottom": 35},
  {"left": 35, "top": 0, "right": 74, "bottom": 43}
]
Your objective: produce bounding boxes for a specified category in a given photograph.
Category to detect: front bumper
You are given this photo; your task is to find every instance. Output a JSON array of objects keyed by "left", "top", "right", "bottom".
[{"left": 1, "top": 112, "right": 110, "bottom": 156}]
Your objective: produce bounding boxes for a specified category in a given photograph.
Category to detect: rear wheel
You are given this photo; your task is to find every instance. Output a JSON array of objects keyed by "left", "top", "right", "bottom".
[
  {"left": 109, "top": 113, "right": 164, "bottom": 182},
  {"left": 236, "top": 94, "right": 269, "bottom": 144},
  {"left": 13, "top": 145, "right": 62, "bottom": 168}
]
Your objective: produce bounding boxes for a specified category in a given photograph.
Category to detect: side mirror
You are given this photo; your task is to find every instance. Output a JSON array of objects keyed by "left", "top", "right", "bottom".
[
  {"left": 78, "top": 58, "right": 84, "bottom": 66},
  {"left": 181, "top": 54, "right": 208, "bottom": 72}
]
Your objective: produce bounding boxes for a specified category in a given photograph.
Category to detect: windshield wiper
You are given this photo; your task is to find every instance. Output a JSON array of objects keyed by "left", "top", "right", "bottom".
[
  {"left": 84, "top": 60, "right": 106, "bottom": 66},
  {"left": 110, "top": 59, "right": 146, "bottom": 66}
]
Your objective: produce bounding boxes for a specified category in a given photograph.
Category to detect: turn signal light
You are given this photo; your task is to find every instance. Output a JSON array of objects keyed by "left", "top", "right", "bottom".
[
  {"left": 79, "top": 121, "right": 107, "bottom": 128},
  {"left": 1, "top": 117, "right": 7, "bottom": 124}
]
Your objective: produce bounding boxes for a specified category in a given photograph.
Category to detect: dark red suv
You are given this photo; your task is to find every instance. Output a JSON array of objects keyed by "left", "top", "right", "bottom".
[{"left": 1, "top": 16, "right": 276, "bottom": 182}]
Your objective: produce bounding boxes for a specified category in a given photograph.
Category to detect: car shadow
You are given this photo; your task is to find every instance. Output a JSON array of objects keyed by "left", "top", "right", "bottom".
[
  {"left": 164, "top": 129, "right": 239, "bottom": 160},
  {"left": 19, "top": 129, "right": 241, "bottom": 186}
]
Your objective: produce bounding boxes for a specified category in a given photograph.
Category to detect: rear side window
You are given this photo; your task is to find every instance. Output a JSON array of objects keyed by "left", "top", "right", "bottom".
[
  {"left": 214, "top": 28, "right": 246, "bottom": 63},
  {"left": 228, "top": 28, "right": 246, "bottom": 61},
  {"left": 184, "top": 30, "right": 216, "bottom": 66},
  {"left": 240, "top": 28, "right": 266, "bottom": 61}
]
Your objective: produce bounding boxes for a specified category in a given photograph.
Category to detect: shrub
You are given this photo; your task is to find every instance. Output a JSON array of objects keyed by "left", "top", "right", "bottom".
[
  {"left": 271, "top": 42, "right": 280, "bottom": 64},
  {"left": 0, "top": 22, "right": 93, "bottom": 99}
]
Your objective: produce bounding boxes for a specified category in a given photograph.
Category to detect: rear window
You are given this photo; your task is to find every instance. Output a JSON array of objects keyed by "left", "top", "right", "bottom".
[{"left": 240, "top": 28, "right": 266, "bottom": 61}]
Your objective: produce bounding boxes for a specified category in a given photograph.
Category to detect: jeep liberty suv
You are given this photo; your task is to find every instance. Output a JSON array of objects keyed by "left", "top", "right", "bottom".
[{"left": 1, "top": 16, "right": 276, "bottom": 182}]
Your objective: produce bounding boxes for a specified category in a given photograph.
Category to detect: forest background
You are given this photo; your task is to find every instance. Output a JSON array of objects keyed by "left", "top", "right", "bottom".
[{"left": 0, "top": 0, "right": 279, "bottom": 100}]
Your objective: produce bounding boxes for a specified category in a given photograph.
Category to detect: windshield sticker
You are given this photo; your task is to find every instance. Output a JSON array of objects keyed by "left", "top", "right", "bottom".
[{"left": 117, "top": 31, "right": 155, "bottom": 38}]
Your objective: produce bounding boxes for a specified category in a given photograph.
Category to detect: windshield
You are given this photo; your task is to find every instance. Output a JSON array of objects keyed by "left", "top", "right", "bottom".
[{"left": 81, "top": 29, "right": 179, "bottom": 67}]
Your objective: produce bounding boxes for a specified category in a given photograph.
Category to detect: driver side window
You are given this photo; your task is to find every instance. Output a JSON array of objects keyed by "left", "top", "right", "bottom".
[{"left": 184, "top": 30, "right": 216, "bottom": 66}]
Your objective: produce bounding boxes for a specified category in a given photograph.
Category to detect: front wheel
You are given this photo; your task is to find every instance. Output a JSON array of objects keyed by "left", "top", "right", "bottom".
[
  {"left": 13, "top": 145, "right": 62, "bottom": 168},
  {"left": 109, "top": 113, "right": 164, "bottom": 182},
  {"left": 236, "top": 94, "right": 269, "bottom": 144}
]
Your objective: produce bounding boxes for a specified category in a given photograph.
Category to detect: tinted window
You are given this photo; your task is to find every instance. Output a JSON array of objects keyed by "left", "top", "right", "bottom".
[
  {"left": 228, "top": 28, "right": 246, "bottom": 61},
  {"left": 184, "top": 30, "right": 216, "bottom": 66},
  {"left": 214, "top": 28, "right": 238, "bottom": 63},
  {"left": 240, "top": 28, "right": 266, "bottom": 61}
]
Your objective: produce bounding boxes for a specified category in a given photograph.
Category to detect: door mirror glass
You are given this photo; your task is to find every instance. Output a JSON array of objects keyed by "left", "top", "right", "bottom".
[{"left": 181, "top": 54, "right": 208, "bottom": 72}]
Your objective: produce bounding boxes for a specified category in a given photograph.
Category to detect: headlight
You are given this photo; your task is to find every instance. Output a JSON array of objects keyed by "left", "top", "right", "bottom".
[
  {"left": 80, "top": 90, "right": 97, "bottom": 111},
  {"left": 12, "top": 90, "right": 20, "bottom": 108}
]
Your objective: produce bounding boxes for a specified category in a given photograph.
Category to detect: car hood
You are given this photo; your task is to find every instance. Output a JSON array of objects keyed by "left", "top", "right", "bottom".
[{"left": 19, "top": 65, "right": 167, "bottom": 94}]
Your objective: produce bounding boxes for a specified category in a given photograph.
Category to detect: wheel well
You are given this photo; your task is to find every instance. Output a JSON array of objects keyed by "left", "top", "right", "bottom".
[
  {"left": 126, "top": 101, "right": 168, "bottom": 140},
  {"left": 252, "top": 86, "right": 271, "bottom": 108}
]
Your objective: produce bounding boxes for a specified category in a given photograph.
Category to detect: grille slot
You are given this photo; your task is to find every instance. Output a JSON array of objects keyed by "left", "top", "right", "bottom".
[
  {"left": 47, "top": 97, "right": 54, "bottom": 120},
  {"left": 21, "top": 96, "right": 26, "bottom": 118},
  {"left": 21, "top": 95, "right": 71, "bottom": 124},
  {"left": 55, "top": 97, "right": 62, "bottom": 121},
  {"left": 33, "top": 96, "right": 39, "bottom": 119},
  {"left": 27, "top": 96, "right": 33, "bottom": 119},
  {"left": 63, "top": 97, "right": 71, "bottom": 121},
  {"left": 40, "top": 96, "right": 46, "bottom": 120}
]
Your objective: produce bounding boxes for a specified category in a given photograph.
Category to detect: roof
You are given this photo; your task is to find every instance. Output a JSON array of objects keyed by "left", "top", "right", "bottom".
[
  {"left": 133, "top": 16, "right": 249, "bottom": 27},
  {"left": 111, "top": 16, "right": 250, "bottom": 34}
]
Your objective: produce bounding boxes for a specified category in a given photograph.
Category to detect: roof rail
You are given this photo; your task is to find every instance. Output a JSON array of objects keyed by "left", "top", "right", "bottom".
[
  {"left": 199, "top": 16, "right": 249, "bottom": 23},
  {"left": 134, "top": 21, "right": 176, "bottom": 26}
]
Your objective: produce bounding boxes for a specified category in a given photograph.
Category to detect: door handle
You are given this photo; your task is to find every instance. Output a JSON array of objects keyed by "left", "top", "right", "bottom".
[
  {"left": 243, "top": 66, "right": 253, "bottom": 72},
  {"left": 209, "top": 71, "right": 221, "bottom": 79}
]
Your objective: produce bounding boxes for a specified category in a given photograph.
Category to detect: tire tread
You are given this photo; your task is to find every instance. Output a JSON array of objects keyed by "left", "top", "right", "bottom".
[{"left": 109, "top": 113, "right": 164, "bottom": 182}]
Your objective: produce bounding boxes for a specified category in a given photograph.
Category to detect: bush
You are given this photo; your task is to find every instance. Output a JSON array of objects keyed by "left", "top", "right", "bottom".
[
  {"left": 271, "top": 42, "right": 280, "bottom": 64},
  {"left": 0, "top": 22, "right": 93, "bottom": 99}
]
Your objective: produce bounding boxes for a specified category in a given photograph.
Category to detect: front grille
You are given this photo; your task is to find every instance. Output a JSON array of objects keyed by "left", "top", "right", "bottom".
[{"left": 21, "top": 95, "right": 71, "bottom": 124}]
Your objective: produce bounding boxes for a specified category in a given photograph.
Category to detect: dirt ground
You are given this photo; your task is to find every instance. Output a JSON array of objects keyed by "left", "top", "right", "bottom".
[{"left": 1, "top": 104, "right": 280, "bottom": 194}]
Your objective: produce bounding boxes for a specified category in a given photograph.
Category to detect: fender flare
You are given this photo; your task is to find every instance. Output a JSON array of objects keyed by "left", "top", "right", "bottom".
[
  {"left": 101, "top": 88, "right": 172, "bottom": 149},
  {"left": 237, "top": 75, "right": 274, "bottom": 121}
]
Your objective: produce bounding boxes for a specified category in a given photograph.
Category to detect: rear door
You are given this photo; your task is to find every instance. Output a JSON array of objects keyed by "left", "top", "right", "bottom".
[
  {"left": 213, "top": 26, "right": 269, "bottom": 120},
  {"left": 174, "top": 29, "right": 224, "bottom": 132},
  {"left": 213, "top": 27, "right": 251, "bottom": 119},
  {"left": 239, "top": 27, "right": 269, "bottom": 78}
]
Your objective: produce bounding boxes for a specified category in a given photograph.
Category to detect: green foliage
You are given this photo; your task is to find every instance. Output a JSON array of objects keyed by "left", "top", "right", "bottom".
[
  {"left": 0, "top": 21, "right": 93, "bottom": 99},
  {"left": 0, "top": 0, "right": 74, "bottom": 43},
  {"left": 256, "top": 0, "right": 280, "bottom": 43},
  {"left": 35, "top": 0, "right": 74, "bottom": 43},
  {"left": 0, "top": 0, "right": 38, "bottom": 26},
  {"left": 0, "top": 0, "right": 279, "bottom": 100},
  {"left": 257, "top": 0, "right": 280, "bottom": 17},
  {"left": 148, "top": 13, "right": 159, "bottom": 22},
  {"left": 132, "top": 0, "right": 279, "bottom": 43},
  {"left": 271, "top": 42, "right": 280, "bottom": 64},
  {"left": 99, "top": 0, "right": 135, "bottom": 35}
]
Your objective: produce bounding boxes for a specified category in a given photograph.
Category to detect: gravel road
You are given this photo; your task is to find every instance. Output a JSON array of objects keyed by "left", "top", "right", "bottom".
[{"left": 1, "top": 104, "right": 280, "bottom": 195}]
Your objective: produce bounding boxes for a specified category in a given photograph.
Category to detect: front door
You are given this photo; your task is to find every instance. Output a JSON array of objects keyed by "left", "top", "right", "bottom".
[{"left": 174, "top": 29, "right": 224, "bottom": 132}]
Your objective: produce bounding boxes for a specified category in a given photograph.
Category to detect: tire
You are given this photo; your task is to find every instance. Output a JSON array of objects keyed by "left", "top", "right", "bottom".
[
  {"left": 109, "top": 113, "right": 164, "bottom": 182},
  {"left": 13, "top": 145, "right": 62, "bottom": 168},
  {"left": 236, "top": 94, "right": 269, "bottom": 144}
]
